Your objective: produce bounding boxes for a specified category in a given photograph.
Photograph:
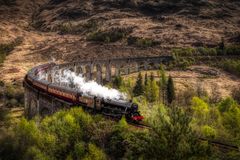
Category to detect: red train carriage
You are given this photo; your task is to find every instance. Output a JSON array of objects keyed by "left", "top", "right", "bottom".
[{"left": 47, "top": 84, "right": 78, "bottom": 103}]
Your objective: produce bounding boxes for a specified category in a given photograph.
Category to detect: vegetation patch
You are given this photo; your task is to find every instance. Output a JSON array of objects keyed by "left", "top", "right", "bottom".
[
  {"left": 1, "top": 66, "right": 240, "bottom": 159},
  {"left": 0, "top": 106, "right": 219, "bottom": 160},
  {"left": 172, "top": 45, "right": 240, "bottom": 57},
  {"left": 58, "top": 20, "right": 99, "bottom": 34},
  {"left": 171, "top": 45, "right": 240, "bottom": 71},
  {"left": 0, "top": 38, "right": 22, "bottom": 65},
  {"left": 220, "top": 60, "right": 240, "bottom": 77},
  {"left": 127, "top": 36, "right": 160, "bottom": 48},
  {"left": 0, "top": 83, "right": 24, "bottom": 108},
  {"left": 87, "top": 28, "right": 132, "bottom": 43},
  {"left": 0, "top": 0, "right": 16, "bottom": 6}
]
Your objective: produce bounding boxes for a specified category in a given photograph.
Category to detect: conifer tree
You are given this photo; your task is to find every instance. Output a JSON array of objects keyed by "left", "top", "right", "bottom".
[
  {"left": 159, "top": 65, "right": 167, "bottom": 86},
  {"left": 145, "top": 80, "right": 150, "bottom": 101},
  {"left": 133, "top": 73, "right": 144, "bottom": 96},
  {"left": 150, "top": 79, "right": 158, "bottom": 102},
  {"left": 113, "top": 76, "right": 123, "bottom": 89},
  {"left": 150, "top": 72, "right": 154, "bottom": 82},
  {"left": 144, "top": 73, "right": 148, "bottom": 97},
  {"left": 145, "top": 74, "right": 158, "bottom": 103},
  {"left": 159, "top": 64, "right": 167, "bottom": 104},
  {"left": 167, "top": 76, "right": 175, "bottom": 105},
  {"left": 144, "top": 73, "right": 148, "bottom": 86}
]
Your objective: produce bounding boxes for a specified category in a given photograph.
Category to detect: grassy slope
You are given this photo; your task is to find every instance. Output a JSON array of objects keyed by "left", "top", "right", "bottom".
[{"left": 0, "top": 0, "right": 239, "bottom": 83}]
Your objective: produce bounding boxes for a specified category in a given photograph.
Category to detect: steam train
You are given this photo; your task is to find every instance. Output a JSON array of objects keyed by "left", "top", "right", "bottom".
[{"left": 24, "top": 63, "right": 144, "bottom": 122}]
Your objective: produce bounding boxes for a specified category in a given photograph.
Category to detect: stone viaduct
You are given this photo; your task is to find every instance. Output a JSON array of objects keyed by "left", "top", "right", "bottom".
[
  {"left": 46, "top": 56, "right": 173, "bottom": 85},
  {"left": 24, "top": 56, "right": 173, "bottom": 118}
]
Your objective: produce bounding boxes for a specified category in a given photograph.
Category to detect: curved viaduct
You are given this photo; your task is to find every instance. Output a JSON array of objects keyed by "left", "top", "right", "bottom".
[{"left": 24, "top": 56, "right": 173, "bottom": 118}]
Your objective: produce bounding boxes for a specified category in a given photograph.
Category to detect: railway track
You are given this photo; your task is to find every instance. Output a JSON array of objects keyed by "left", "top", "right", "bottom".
[
  {"left": 129, "top": 122, "right": 239, "bottom": 152},
  {"left": 199, "top": 138, "right": 239, "bottom": 152}
]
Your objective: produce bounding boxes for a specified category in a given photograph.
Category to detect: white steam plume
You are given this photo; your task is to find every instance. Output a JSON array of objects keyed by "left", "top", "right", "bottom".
[{"left": 39, "top": 70, "right": 127, "bottom": 101}]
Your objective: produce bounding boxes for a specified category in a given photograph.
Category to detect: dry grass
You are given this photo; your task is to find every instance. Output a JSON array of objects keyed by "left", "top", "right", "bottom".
[
  {"left": 0, "top": 0, "right": 239, "bottom": 83},
  {"left": 123, "top": 65, "right": 240, "bottom": 98}
]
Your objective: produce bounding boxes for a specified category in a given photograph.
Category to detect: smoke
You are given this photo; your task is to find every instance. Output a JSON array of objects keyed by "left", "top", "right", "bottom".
[{"left": 38, "top": 70, "right": 127, "bottom": 101}]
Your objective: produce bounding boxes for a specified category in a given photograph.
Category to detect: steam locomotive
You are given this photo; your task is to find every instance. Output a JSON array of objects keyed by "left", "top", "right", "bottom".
[{"left": 24, "top": 63, "right": 144, "bottom": 122}]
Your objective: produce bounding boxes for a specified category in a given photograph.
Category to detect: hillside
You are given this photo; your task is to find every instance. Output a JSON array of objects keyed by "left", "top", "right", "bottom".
[
  {"left": 33, "top": 0, "right": 240, "bottom": 48},
  {"left": 0, "top": 0, "right": 239, "bottom": 83}
]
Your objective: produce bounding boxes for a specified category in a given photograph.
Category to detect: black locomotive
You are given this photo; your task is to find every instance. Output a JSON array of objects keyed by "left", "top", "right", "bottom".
[{"left": 24, "top": 63, "right": 144, "bottom": 122}]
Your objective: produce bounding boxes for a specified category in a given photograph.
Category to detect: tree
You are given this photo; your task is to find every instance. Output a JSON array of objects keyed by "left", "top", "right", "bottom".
[
  {"left": 146, "top": 106, "right": 209, "bottom": 160},
  {"left": 133, "top": 73, "right": 144, "bottom": 96},
  {"left": 0, "top": 108, "right": 102, "bottom": 160},
  {"left": 150, "top": 79, "right": 158, "bottom": 103},
  {"left": 145, "top": 80, "right": 151, "bottom": 101},
  {"left": 107, "top": 117, "right": 128, "bottom": 159},
  {"left": 201, "top": 125, "right": 216, "bottom": 139},
  {"left": 218, "top": 98, "right": 240, "bottom": 137},
  {"left": 150, "top": 72, "right": 154, "bottom": 82},
  {"left": 113, "top": 76, "right": 123, "bottom": 89},
  {"left": 166, "top": 76, "right": 175, "bottom": 105},
  {"left": 83, "top": 143, "right": 106, "bottom": 160},
  {"left": 144, "top": 73, "right": 148, "bottom": 86},
  {"left": 159, "top": 64, "right": 167, "bottom": 104},
  {"left": 191, "top": 97, "right": 209, "bottom": 125},
  {"left": 145, "top": 77, "right": 158, "bottom": 103}
]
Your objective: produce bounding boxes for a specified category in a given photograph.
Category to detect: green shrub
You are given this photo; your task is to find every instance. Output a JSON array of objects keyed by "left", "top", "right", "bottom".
[
  {"left": 225, "top": 45, "right": 240, "bottom": 55},
  {"left": 0, "top": 0, "right": 16, "bottom": 6},
  {"left": 172, "top": 45, "right": 240, "bottom": 58},
  {"left": 221, "top": 60, "right": 240, "bottom": 76},
  {"left": 87, "top": 28, "right": 131, "bottom": 43},
  {"left": 112, "top": 76, "right": 123, "bottom": 89},
  {"left": 83, "top": 143, "right": 106, "bottom": 160},
  {"left": 218, "top": 97, "right": 238, "bottom": 113},
  {"left": 74, "top": 142, "right": 85, "bottom": 159},
  {"left": 0, "top": 108, "right": 108, "bottom": 160},
  {"left": 0, "top": 38, "right": 22, "bottom": 64},
  {"left": 218, "top": 98, "right": 240, "bottom": 137},
  {"left": 201, "top": 125, "right": 216, "bottom": 139},
  {"left": 59, "top": 22, "right": 74, "bottom": 34},
  {"left": 197, "top": 47, "right": 217, "bottom": 56},
  {"left": 172, "top": 47, "right": 196, "bottom": 57},
  {"left": 127, "top": 36, "right": 159, "bottom": 48},
  {"left": 191, "top": 97, "right": 209, "bottom": 125},
  {"left": 232, "top": 87, "right": 240, "bottom": 104},
  {"left": 0, "top": 108, "right": 10, "bottom": 121},
  {"left": 24, "top": 146, "right": 51, "bottom": 160},
  {"left": 4, "top": 85, "right": 24, "bottom": 107}
]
